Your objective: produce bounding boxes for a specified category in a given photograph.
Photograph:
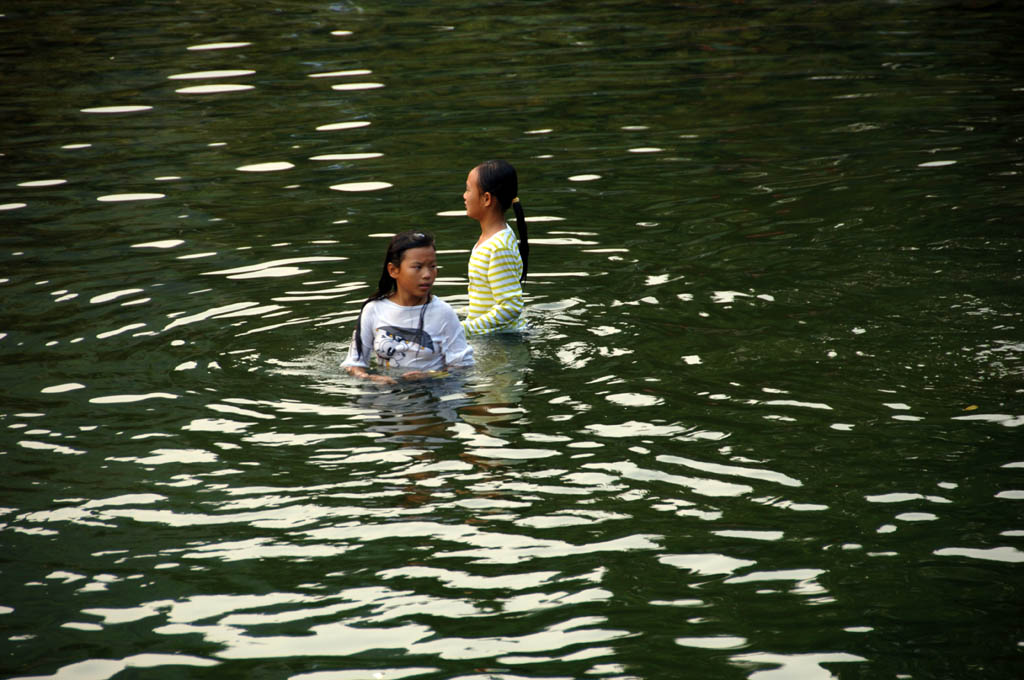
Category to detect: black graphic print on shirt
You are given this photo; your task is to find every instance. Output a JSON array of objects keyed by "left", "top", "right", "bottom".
[{"left": 374, "top": 325, "right": 435, "bottom": 368}]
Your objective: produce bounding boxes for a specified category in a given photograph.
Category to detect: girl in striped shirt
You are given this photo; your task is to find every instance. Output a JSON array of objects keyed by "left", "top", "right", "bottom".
[{"left": 461, "top": 159, "right": 530, "bottom": 336}]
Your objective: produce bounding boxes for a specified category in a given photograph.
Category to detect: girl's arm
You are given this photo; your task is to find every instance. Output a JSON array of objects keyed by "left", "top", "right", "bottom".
[
  {"left": 342, "top": 303, "right": 396, "bottom": 383},
  {"left": 462, "top": 246, "right": 523, "bottom": 336}
]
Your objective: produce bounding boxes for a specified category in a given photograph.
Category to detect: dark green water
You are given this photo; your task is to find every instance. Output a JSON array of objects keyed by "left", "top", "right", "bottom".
[{"left": 2, "top": 1, "right": 1022, "bottom": 678}]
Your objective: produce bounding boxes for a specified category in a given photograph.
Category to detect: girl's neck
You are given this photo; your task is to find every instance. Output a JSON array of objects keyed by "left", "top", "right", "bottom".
[
  {"left": 388, "top": 290, "right": 428, "bottom": 307},
  {"left": 478, "top": 213, "right": 507, "bottom": 240}
]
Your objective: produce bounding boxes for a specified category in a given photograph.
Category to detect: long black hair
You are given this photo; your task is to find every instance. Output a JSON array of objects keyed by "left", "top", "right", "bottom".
[
  {"left": 354, "top": 230, "right": 435, "bottom": 360},
  {"left": 475, "top": 159, "right": 529, "bottom": 282}
]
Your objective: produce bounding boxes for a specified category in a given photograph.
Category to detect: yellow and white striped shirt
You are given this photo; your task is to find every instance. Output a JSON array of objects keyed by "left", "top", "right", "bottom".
[{"left": 462, "top": 226, "right": 526, "bottom": 336}]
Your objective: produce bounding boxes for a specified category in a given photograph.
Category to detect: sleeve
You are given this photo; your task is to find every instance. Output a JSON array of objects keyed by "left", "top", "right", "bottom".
[
  {"left": 461, "top": 244, "right": 524, "bottom": 336},
  {"left": 440, "top": 303, "right": 474, "bottom": 367},
  {"left": 341, "top": 303, "right": 375, "bottom": 368}
]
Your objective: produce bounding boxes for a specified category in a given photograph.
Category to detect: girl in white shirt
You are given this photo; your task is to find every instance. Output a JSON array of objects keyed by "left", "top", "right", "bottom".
[
  {"left": 461, "top": 159, "right": 530, "bottom": 336},
  {"left": 343, "top": 231, "right": 473, "bottom": 384}
]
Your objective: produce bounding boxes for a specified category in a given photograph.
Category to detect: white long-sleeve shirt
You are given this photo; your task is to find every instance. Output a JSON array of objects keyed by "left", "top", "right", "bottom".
[{"left": 343, "top": 297, "right": 473, "bottom": 372}]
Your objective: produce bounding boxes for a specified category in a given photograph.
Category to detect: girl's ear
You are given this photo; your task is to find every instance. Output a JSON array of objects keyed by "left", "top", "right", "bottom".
[
  {"left": 386, "top": 261, "right": 400, "bottom": 279},
  {"left": 482, "top": 191, "right": 494, "bottom": 208}
]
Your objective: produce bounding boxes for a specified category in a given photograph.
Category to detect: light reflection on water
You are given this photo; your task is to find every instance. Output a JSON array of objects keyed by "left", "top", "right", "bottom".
[{"left": 2, "top": 1, "right": 1023, "bottom": 679}]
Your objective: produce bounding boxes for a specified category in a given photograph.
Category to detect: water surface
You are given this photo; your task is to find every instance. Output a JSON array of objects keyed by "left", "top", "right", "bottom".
[{"left": 2, "top": 1, "right": 1022, "bottom": 679}]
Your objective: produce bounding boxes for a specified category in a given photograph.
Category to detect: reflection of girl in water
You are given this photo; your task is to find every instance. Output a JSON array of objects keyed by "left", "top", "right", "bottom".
[
  {"left": 458, "top": 332, "right": 531, "bottom": 435},
  {"left": 461, "top": 159, "right": 530, "bottom": 336},
  {"left": 342, "top": 231, "right": 473, "bottom": 384}
]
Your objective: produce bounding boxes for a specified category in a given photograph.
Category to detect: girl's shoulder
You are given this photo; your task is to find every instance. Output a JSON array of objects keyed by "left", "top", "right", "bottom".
[
  {"left": 362, "top": 297, "right": 388, "bottom": 313},
  {"left": 361, "top": 297, "right": 402, "bottom": 319},
  {"left": 476, "top": 226, "right": 518, "bottom": 254},
  {"left": 428, "top": 295, "right": 458, "bottom": 315}
]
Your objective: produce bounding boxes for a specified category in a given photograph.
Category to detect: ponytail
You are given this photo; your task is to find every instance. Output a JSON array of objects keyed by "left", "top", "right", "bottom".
[{"left": 512, "top": 197, "right": 528, "bottom": 282}]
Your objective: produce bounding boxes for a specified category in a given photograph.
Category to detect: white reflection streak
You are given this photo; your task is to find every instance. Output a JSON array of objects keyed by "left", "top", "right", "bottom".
[
  {"left": 17, "top": 440, "right": 85, "bottom": 456},
  {"left": 302, "top": 521, "right": 661, "bottom": 565},
  {"left": 657, "top": 454, "right": 802, "bottom": 487},
  {"left": 584, "top": 461, "right": 752, "bottom": 498},
  {"left": 175, "top": 84, "right": 254, "bottom": 94},
  {"left": 90, "top": 288, "right": 144, "bottom": 304},
  {"left": 725, "top": 568, "right": 827, "bottom": 595},
  {"left": 97, "top": 323, "right": 147, "bottom": 339},
  {"left": 186, "top": 42, "right": 251, "bottom": 51},
  {"left": 310, "top": 152, "right": 382, "bottom": 161},
  {"left": 182, "top": 417, "right": 251, "bottom": 432},
  {"left": 17, "top": 494, "right": 166, "bottom": 527},
  {"left": 934, "top": 546, "right": 1024, "bottom": 563},
  {"left": 168, "top": 70, "right": 256, "bottom": 80},
  {"left": 163, "top": 302, "right": 262, "bottom": 330},
  {"left": 203, "top": 257, "right": 345, "bottom": 279},
  {"left": 132, "top": 240, "right": 184, "bottom": 249},
  {"left": 81, "top": 105, "right": 153, "bottom": 113},
  {"left": 97, "top": 193, "right": 165, "bottom": 202},
  {"left": 676, "top": 636, "right": 747, "bottom": 650},
  {"left": 315, "top": 121, "right": 371, "bottom": 131},
  {"left": 308, "top": 69, "right": 372, "bottom": 78},
  {"left": 434, "top": 533, "right": 660, "bottom": 566},
  {"left": 100, "top": 503, "right": 368, "bottom": 528},
  {"left": 182, "top": 538, "right": 346, "bottom": 562},
  {"left": 236, "top": 161, "right": 293, "bottom": 172},
  {"left": 606, "top": 392, "right": 662, "bottom": 407},
  {"left": 730, "top": 652, "right": 866, "bottom": 679},
  {"left": 501, "top": 586, "right": 612, "bottom": 613},
  {"left": 236, "top": 318, "right": 315, "bottom": 337},
  {"left": 224, "top": 397, "right": 366, "bottom": 417},
  {"left": 131, "top": 448, "right": 219, "bottom": 465},
  {"left": 585, "top": 420, "right": 686, "bottom": 438},
  {"left": 330, "top": 181, "right": 392, "bottom": 192},
  {"left": 762, "top": 399, "right": 832, "bottom": 411},
  {"left": 18, "top": 179, "right": 67, "bottom": 187},
  {"left": 407, "top": 616, "right": 629, "bottom": 660},
  {"left": 156, "top": 620, "right": 434, "bottom": 660},
  {"left": 90, "top": 393, "right": 178, "bottom": 404},
  {"left": 379, "top": 566, "right": 560, "bottom": 591},
  {"left": 41, "top": 383, "right": 85, "bottom": 394},
  {"left": 466, "top": 447, "right": 560, "bottom": 460},
  {"left": 293, "top": 668, "right": 444, "bottom": 680},
  {"left": 659, "top": 553, "right": 756, "bottom": 576},
  {"left": 207, "top": 402, "right": 276, "bottom": 420},
  {"left": 952, "top": 413, "right": 1024, "bottom": 427},
  {"left": 331, "top": 82, "right": 385, "bottom": 91},
  {"left": 6, "top": 654, "right": 218, "bottom": 680}
]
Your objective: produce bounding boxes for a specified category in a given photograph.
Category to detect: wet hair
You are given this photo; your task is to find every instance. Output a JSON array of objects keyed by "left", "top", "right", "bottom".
[
  {"left": 354, "top": 230, "right": 434, "bottom": 360},
  {"left": 474, "top": 159, "right": 529, "bottom": 282}
]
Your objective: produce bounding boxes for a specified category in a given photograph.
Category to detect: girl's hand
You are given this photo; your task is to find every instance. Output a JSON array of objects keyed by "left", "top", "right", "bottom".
[
  {"left": 347, "top": 366, "right": 397, "bottom": 384},
  {"left": 403, "top": 370, "right": 449, "bottom": 381}
]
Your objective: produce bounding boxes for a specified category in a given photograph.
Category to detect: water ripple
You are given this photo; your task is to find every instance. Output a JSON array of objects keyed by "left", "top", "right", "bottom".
[{"left": 186, "top": 41, "right": 251, "bottom": 51}]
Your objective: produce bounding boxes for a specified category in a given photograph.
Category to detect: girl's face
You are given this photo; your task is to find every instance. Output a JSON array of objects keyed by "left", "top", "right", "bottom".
[
  {"left": 387, "top": 245, "right": 436, "bottom": 305},
  {"left": 463, "top": 167, "right": 490, "bottom": 221}
]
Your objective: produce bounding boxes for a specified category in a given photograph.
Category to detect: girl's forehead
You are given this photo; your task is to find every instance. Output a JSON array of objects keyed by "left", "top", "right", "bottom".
[{"left": 402, "top": 245, "right": 436, "bottom": 260}]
